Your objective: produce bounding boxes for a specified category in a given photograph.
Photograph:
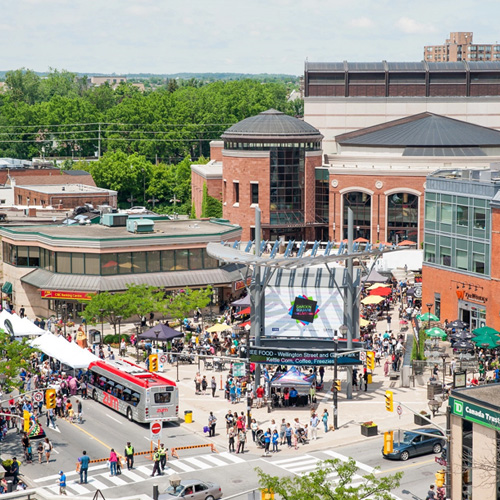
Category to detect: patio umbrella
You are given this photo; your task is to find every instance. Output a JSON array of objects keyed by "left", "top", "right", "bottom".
[
  {"left": 471, "top": 333, "right": 500, "bottom": 346},
  {"left": 369, "top": 287, "right": 392, "bottom": 297},
  {"left": 418, "top": 312, "right": 439, "bottom": 322},
  {"left": 354, "top": 237, "right": 369, "bottom": 243},
  {"left": 397, "top": 240, "right": 417, "bottom": 246},
  {"left": 454, "top": 340, "right": 475, "bottom": 350},
  {"left": 377, "top": 242, "right": 393, "bottom": 247},
  {"left": 361, "top": 295, "right": 385, "bottom": 305},
  {"left": 472, "top": 326, "right": 500, "bottom": 337},
  {"left": 449, "top": 320, "right": 468, "bottom": 329},
  {"left": 236, "top": 307, "right": 250, "bottom": 316},
  {"left": 207, "top": 323, "right": 231, "bottom": 333},
  {"left": 367, "top": 283, "right": 391, "bottom": 290},
  {"left": 425, "top": 327, "right": 447, "bottom": 340},
  {"left": 360, "top": 318, "right": 370, "bottom": 327},
  {"left": 473, "top": 337, "right": 500, "bottom": 349},
  {"left": 450, "top": 331, "right": 474, "bottom": 341}
]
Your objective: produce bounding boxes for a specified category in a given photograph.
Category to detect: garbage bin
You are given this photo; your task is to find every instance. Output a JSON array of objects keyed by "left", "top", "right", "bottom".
[
  {"left": 367, "top": 373, "right": 373, "bottom": 384},
  {"left": 6, "top": 480, "right": 12, "bottom": 493},
  {"left": 184, "top": 410, "right": 193, "bottom": 424}
]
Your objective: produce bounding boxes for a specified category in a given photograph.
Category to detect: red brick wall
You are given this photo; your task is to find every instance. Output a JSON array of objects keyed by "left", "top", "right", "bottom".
[
  {"left": 222, "top": 155, "right": 270, "bottom": 240},
  {"left": 210, "top": 143, "right": 224, "bottom": 162},
  {"left": 328, "top": 172, "right": 426, "bottom": 243},
  {"left": 13, "top": 186, "right": 115, "bottom": 209},
  {"left": 5, "top": 169, "right": 96, "bottom": 187},
  {"left": 191, "top": 172, "right": 223, "bottom": 219}
]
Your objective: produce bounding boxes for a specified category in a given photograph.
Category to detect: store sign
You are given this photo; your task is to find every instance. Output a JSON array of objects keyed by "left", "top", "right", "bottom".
[
  {"left": 234, "top": 278, "right": 252, "bottom": 292},
  {"left": 249, "top": 346, "right": 362, "bottom": 366},
  {"left": 450, "top": 396, "right": 500, "bottom": 430},
  {"left": 456, "top": 289, "right": 488, "bottom": 304},
  {"left": 40, "top": 290, "right": 96, "bottom": 301}
]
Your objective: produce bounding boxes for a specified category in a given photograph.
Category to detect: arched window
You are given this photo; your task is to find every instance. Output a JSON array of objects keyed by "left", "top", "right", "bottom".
[
  {"left": 343, "top": 192, "right": 371, "bottom": 240},
  {"left": 387, "top": 193, "right": 419, "bottom": 244}
]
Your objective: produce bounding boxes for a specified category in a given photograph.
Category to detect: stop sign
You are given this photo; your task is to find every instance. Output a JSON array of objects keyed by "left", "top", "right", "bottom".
[{"left": 151, "top": 421, "right": 162, "bottom": 435}]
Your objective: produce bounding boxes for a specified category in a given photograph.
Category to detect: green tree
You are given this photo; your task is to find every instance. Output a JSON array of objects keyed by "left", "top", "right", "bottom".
[
  {"left": 190, "top": 201, "right": 196, "bottom": 219},
  {"left": 5, "top": 68, "right": 41, "bottom": 104},
  {"left": 124, "top": 284, "right": 165, "bottom": 318},
  {"left": 163, "top": 287, "right": 212, "bottom": 326},
  {"left": 257, "top": 458, "right": 403, "bottom": 500},
  {"left": 201, "top": 182, "right": 222, "bottom": 218},
  {"left": 0, "top": 330, "right": 37, "bottom": 390}
]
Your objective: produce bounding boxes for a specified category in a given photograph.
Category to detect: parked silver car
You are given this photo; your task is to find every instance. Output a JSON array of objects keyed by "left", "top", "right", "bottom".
[{"left": 158, "top": 479, "right": 222, "bottom": 500}]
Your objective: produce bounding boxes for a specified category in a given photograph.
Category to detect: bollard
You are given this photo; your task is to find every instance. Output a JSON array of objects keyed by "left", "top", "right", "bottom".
[
  {"left": 220, "top": 374, "right": 223, "bottom": 390},
  {"left": 153, "top": 484, "right": 159, "bottom": 500}
]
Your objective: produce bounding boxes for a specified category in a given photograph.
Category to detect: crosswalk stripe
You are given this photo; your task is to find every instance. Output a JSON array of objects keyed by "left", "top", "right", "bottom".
[
  {"left": 182, "top": 457, "right": 212, "bottom": 470},
  {"left": 200, "top": 455, "right": 230, "bottom": 467},
  {"left": 322, "top": 450, "right": 375, "bottom": 473},
  {"left": 44, "top": 485, "right": 61, "bottom": 495},
  {"left": 66, "top": 482, "right": 91, "bottom": 495},
  {"left": 86, "top": 478, "right": 109, "bottom": 490},
  {"left": 106, "top": 475, "right": 128, "bottom": 486},
  {"left": 269, "top": 455, "right": 316, "bottom": 465},
  {"left": 168, "top": 461, "right": 195, "bottom": 472},
  {"left": 120, "top": 469, "right": 146, "bottom": 482},
  {"left": 136, "top": 465, "right": 154, "bottom": 476},
  {"left": 219, "top": 451, "right": 245, "bottom": 463}
]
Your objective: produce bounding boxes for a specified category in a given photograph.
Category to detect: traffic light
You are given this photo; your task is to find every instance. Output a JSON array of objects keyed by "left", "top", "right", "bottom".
[
  {"left": 333, "top": 380, "right": 341, "bottom": 392},
  {"left": 435, "top": 469, "right": 445, "bottom": 488},
  {"left": 261, "top": 489, "right": 274, "bottom": 500},
  {"left": 23, "top": 410, "right": 30, "bottom": 433},
  {"left": 149, "top": 354, "right": 159, "bottom": 372},
  {"left": 45, "top": 388, "right": 56, "bottom": 409},
  {"left": 383, "top": 431, "right": 393, "bottom": 454},
  {"left": 366, "top": 351, "right": 375, "bottom": 370},
  {"left": 385, "top": 390, "right": 393, "bottom": 412}
]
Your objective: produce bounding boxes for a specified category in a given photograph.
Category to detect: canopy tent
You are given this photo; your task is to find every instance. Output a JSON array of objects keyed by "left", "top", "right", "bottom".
[
  {"left": 270, "top": 366, "right": 315, "bottom": 387},
  {"left": 207, "top": 323, "right": 231, "bottom": 333},
  {"left": 0, "top": 310, "right": 44, "bottom": 336},
  {"left": 361, "top": 269, "right": 389, "bottom": 283},
  {"left": 361, "top": 295, "right": 385, "bottom": 305},
  {"left": 139, "top": 323, "right": 183, "bottom": 341},
  {"left": 366, "top": 283, "right": 391, "bottom": 290},
  {"left": 231, "top": 295, "right": 250, "bottom": 307},
  {"left": 31, "top": 333, "right": 98, "bottom": 369},
  {"left": 360, "top": 318, "right": 370, "bottom": 327},
  {"left": 369, "top": 287, "right": 392, "bottom": 297},
  {"left": 236, "top": 307, "right": 251, "bottom": 316}
]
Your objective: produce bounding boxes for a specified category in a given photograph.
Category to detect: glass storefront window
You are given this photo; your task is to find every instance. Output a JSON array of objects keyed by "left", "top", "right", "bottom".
[
  {"left": 343, "top": 192, "right": 371, "bottom": 240},
  {"left": 28, "top": 247, "right": 40, "bottom": 267},
  {"left": 457, "top": 205, "right": 469, "bottom": 226},
  {"left": 189, "top": 248, "right": 203, "bottom": 270},
  {"left": 85, "top": 254, "right": 100, "bottom": 275},
  {"left": 148, "top": 251, "right": 161, "bottom": 273},
  {"left": 17, "top": 246, "right": 28, "bottom": 266},
  {"left": 175, "top": 250, "right": 189, "bottom": 271},
  {"left": 203, "top": 249, "right": 218, "bottom": 269},
  {"left": 56, "top": 252, "right": 71, "bottom": 274},
  {"left": 72, "top": 253, "right": 85, "bottom": 274},
  {"left": 161, "top": 250, "right": 175, "bottom": 271},
  {"left": 387, "top": 193, "right": 418, "bottom": 243},
  {"left": 101, "top": 254, "right": 118, "bottom": 276},
  {"left": 117, "top": 253, "right": 133, "bottom": 274},
  {"left": 133, "top": 252, "right": 147, "bottom": 274}
]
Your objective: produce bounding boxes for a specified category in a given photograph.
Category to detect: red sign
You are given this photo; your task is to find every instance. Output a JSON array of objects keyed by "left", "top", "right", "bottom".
[
  {"left": 151, "top": 421, "right": 162, "bottom": 435},
  {"left": 234, "top": 277, "right": 252, "bottom": 292},
  {"left": 40, "top": 290, "right": 96, "bottom": 301},
  {"left": 102, "top": 392, "right": 119, "bottom": 411}
]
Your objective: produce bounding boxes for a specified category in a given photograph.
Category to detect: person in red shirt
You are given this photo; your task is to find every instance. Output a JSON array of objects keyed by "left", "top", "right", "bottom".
[{"left": 256, "top": 386, "right": 265, "bottom": 408}]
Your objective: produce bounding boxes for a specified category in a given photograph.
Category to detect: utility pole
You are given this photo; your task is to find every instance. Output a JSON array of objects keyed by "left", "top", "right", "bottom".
[
  {"left": 333, "top": 332, "right": 338, "bottom": 430},
  {"left": 98, "top": 123, "right": 101, "bottom": 158},
  {"left": 148, "top": 197, "right": 160, "bottom": 209},
  {"left": 170, "top": 195, "right": 181, "bottom": 207},
  {"left": 253, "top": 208, "right": 262, "bottom": 389},
  {"left": 345, "top": 207, "right": 354, "bottom": 399}
]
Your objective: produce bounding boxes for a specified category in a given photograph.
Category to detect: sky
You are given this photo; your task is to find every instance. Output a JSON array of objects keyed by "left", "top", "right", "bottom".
[{"left": 2, "top": 0, "right": 500, "bottom": 76}]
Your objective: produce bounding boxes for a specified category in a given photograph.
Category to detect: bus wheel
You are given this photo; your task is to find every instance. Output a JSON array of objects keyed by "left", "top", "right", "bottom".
[
  {"left": 127, "top": 407, "right": 133, "bottom": 421},
  {"left": 92, "top": 390, "right": 98, "bottom": 401}
]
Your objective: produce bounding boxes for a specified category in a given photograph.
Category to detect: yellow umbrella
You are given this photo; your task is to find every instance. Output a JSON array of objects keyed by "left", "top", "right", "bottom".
[
  {"left": 361, "top": 295, "right": 385, "bottom": 305},
  {"left": 207, "top": 323, "right": 231, "bottom": 333},
  {"left": 367, "top": 283, "right": 391, "bottom": 290},
  {"left": 360, "top": 318, "right": 370, "bottom": 327}
]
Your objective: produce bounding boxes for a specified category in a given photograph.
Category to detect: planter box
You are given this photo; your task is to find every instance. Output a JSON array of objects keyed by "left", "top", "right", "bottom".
[
  {"left": 414, "top": 414, "right": 431, "bottom": 426},
  {"left": 361, "top": 425, "right": 378, "bottom": 437}
]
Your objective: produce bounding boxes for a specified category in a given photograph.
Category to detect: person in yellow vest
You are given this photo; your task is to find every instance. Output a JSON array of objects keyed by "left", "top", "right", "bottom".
[
  {"left": 151, "top": 448, "right": 161, "bottom": 477},
  {"left": 158, "top": 443, "right": 167, "bottom": 471},
  {"left": 124, "top": 442, "right": 134, "bottom": 470}
]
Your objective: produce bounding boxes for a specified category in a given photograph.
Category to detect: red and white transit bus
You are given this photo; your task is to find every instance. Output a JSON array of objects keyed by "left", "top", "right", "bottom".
[{"left": 87, "top": 359, "right": 179, "bottom": 423}]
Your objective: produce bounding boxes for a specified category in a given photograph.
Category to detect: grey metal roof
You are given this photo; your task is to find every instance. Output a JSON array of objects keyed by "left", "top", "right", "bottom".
[
  {"left": 337, "top": 112, "right": 500, "bottom": 148},
  {"left": 221, "top": 109, "right": 321, "bottom": 140},
  {"left": 387, "top": 62, "right": 426, "bottom": 72},
  {"left": 468, "top": 61, "right": 500, "bottom": 71},
  {"left": 427, "top": 62, "right": 465, "bottom": 71},
  {"left": 403, "top": 147, "right": 487, "bottom": 156},
  {"left": 21, "top": 264, "right": 245, "bottom": 292}
]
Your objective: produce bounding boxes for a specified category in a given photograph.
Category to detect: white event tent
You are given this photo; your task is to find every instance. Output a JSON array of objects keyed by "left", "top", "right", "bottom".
[
  {"left": 31, "top": 333, "right": 98, "bottom": 369},
  {"left": 0, "top": 310, "right": 45, "bottom": 336}
]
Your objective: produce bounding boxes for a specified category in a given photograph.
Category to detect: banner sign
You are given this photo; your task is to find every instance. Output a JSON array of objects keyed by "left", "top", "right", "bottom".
[
  {"left": 249, "top": 346, "right": 362, "bottom": 366},
  {"left": 40, "top": 290, "right": 96, "bottom": 301},
  {"left": 450, "top": 396, "right": 500, "bottom": 430},
  {"left": 234, "top": 278, "right": 252, "bottom": 292}
]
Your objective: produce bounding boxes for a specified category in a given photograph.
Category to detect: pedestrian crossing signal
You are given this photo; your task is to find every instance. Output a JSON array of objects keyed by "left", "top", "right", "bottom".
[
  {"left": 385, "top": 390, "right": 393, "bottom": 412},
  {"left": 149, "top": 354, "right": 159, "bottom": 372},
  {"left": 334, "top": 380, "right": 341, "bottom": 392},
  {"left": 23, "top": 410, "right": 30, "bottom": 432},
  {"left": 45, "top": 388, "right": 56, "bottom": 409},
  {"left": 366, "top": 351, "right": 375, "bottom": 370},
  {"left": 435, "top": 469, "right": 445, "bottom": 487}
]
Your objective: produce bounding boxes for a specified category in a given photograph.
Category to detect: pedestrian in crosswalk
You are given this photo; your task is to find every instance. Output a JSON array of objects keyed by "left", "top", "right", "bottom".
[
  {"left": 310, "top": 413, "right": 319, "bottom": 440},
  {"left": 151, "top": 448, "right": 162, "bottom": 477},
  {"left": 159, "top": 444, "right": 167, "bottom": 471},
  {"left": 124, "top": 442, "right": 134, "bottom": 470}
]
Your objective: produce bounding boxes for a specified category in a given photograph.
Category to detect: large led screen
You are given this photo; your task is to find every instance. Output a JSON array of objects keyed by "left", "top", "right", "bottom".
[{"left": 263, "top": 269, "right": 345, "bottom": 339}]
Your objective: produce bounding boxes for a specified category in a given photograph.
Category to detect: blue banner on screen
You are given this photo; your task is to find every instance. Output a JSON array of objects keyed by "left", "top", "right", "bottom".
[{"left": 264, "top": 268, "right": 345, "bottom": 339}]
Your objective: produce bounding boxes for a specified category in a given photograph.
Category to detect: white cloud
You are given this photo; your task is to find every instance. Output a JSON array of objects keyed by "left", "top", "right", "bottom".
[
  {"left": 395, "top": 17, "right": 436, "bottom": 34},
  {"left": 349, "top": 17, "right": 374, "bottom": 28}
]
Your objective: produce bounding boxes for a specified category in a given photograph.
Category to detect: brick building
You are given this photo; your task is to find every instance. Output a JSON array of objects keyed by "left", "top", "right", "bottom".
[
  {"left": 424, "top": 32, "right": 500, "bottom": 62},
  {"left": 191, "top": 109, "right": 324, "bottom": 241},
  {"left": 422, "top": 167, "right": 500, "bottom": 331},
  {"left": 304, "top": 61, "right": 500, "bottom": 154}
]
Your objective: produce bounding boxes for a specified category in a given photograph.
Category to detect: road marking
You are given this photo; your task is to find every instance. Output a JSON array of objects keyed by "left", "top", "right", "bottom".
[
  {"left": 323, "top": 450, "right": 375, "bottom": 473},
  {"left": 106, "top": 475, "right": 128, "bottom": 486},
  {"left": 67, "top": 481, "right": 90, "bottom": 495},
  {"left": 120, "top": 469, "right": 145, "bottom": 482},
  {"left": 268, "top": 456, "right": 317, "bottom": 465},
  {"left": 47, "top": 425, "right": 61, "bottom": 433},
  {"left": 136, "top": 466, "right": 154, "bottom": 476},
  {"left": 377, "top": 457, "right": 435, "bottom": 474},
  {"left": 52, "top": 447, "right": 60, "bottom": 454},
  {"left": 87, "top": 477, "right": 109, "bottom": 490},
  {"left": 182, "top": 457, "right": 212, "bottom": 470},
  {"left": 65, "top": 419, "right": 115, "bottom": 452},
  {"left": 105, "top": 414, "right": 123, "bottom": 425},
  {"left": 169, "top": 460, "right": 195, "bottom": 472},
  {"left": 219, "top": 451, "right": 245, "bottom": 463},
  {"left": 34, "top": 464, "right": 108, "bottom": 483},
  {"left": 201, "top": 455, "right": 229, "bottom": 467}
]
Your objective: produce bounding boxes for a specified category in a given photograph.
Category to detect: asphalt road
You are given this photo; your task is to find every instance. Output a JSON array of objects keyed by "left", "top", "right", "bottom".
[{"left": 3, "top": 400, "right": 441, "bottom": 499}]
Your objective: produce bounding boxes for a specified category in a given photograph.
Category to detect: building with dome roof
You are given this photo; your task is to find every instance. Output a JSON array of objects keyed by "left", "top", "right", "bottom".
[{"left": 191, "top": 109, "right": 325, "bottom": 241}]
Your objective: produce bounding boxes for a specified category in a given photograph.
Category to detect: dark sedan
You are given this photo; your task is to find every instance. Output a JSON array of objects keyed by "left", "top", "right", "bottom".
[{"left": 382, "top": 428, "right": 445, "bottom": 461}]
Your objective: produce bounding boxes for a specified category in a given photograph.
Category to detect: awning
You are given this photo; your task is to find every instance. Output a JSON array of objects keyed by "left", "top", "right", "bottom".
[{"left": 2, "top": 282, "right": 12, "bottom": 294}]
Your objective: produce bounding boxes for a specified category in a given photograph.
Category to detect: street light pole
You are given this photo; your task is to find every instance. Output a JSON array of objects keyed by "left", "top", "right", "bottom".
[
  {"left": 134, "top": 323, "right": 141, "bottom": 362},
  {"left": 62, "top": 304, "right": 67, "bottom": 337},
  {"left": 426, "top": 302, "right": 433, "bottom": 330},
  {"left": 99, "top": 308, "right": 105, "bottom": 345},
  {"left": 333, "top": 332, "right": 338, "bottom": 430}
]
